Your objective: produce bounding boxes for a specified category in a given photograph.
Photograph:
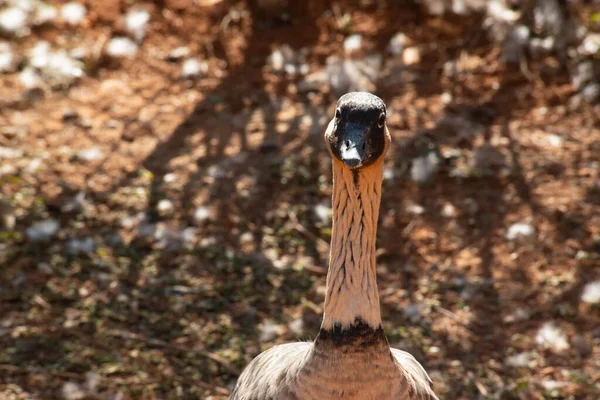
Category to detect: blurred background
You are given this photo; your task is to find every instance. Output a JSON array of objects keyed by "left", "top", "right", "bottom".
[{"left": 1, "top": 0, "right": 599, "bottom": 399}]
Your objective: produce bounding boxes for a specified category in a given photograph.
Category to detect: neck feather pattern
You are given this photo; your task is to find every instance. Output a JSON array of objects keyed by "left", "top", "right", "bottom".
[{"left": 321, "top": 159, "right": 384, "bottom": 331}]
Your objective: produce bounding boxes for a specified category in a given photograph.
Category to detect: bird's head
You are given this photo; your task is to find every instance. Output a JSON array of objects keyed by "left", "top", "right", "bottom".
[{"left": 325, "top": 92, "right": 390, "bottom": 170}]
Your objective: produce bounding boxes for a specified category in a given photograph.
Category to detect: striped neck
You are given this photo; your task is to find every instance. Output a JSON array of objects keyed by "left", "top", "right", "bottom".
[{"left": 320, "top": 159, "right": 384, "bottom": 331}]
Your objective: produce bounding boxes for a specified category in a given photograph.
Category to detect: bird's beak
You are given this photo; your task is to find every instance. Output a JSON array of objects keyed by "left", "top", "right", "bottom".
[{"left": 339, "top": 123, "right": 369, "bottom": 169}]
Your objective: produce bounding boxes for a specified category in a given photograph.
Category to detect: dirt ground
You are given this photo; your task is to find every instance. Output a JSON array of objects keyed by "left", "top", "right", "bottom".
[{"left": 1, "top": 1, "right": 599, "bottom": 399}]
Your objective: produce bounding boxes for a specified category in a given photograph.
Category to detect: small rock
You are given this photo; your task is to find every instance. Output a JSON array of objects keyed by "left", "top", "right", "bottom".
[
  {"left": 76, "top": 147, "right": 103, "bottom": 162},
  {"left": 581, "top": 280, "right": 600, "bottom": 304},
  {"left": 165, "top": 46, "right": 190, "bottom": 61},
  {"left": 19, "top": 67, "right": 43, "bottom": 89},
  {"left": 403, "top": 303, "right": 422, "bottom": 322},
  {"left": 207, "top": 164, "right": 226, "bottom": 179},
  {"left": 194, "top": 206, "right": 215, "bottom": 223},
  {"left": 66, "top": 237, "right": 95, "bottom": 255},
  {"left": 529, "top": 36, "right": 555, "bottom": 56},
  {"left": 313, "top": 203, "right": 331, "bottom": 225},
  {"left": 343, "top": 34, "right": 362, "bottom": 55},
  {"left": 182, "top": 58, "right": 208, "bottom": 78},
  {"left": 387, "top": 32, "right": 407, "bottom": 55},
  {"left": 402, "top": 47, "right": 421, "bottom": 65},
  {"left": 163, "top": 173, "right": 177, "bottom": 183},
  {"left": 259, "top": 319, "right": 282, "bottom": 342},
  {"left": 581, "top": 83, "right": 600, "bottom": 103},
  {"left": 0, "top": 199, "right": 16, "bottom": 231},
  {"left": 540, "top": 380, "right": 569, "bottom": 392},
  {"left": 37, "top": 262, "right": 54, "bottom": 274},
  {"left": 0, "top": 7, "right": 28, "bottom": 36},
  {"left": 571, "top": 61, "right": 594, "bottom": 90},
  {"left": 502, "top": 25, "right": 530, "bottom": 64},
  {"left": 535, "top": 322, "right": 569, "bottom": 353},
  {"left": 84, "top": 371, "right": 101, "bottom": 393},
  {"left": 106, "top": 37, "right": 138, "bottom": 58},
  {"left": 181, "top": 227, "right": 197, "bottom": 244},
  {"left": 503, "top": 307, "right": 531, "bottom": 323},
  {"left": 156, "top": 199, "right": 174, "bottom": 215},
  {"left": 62, "top": 381, "right": 86, "bottom": 400},
  {"left": 422, "top": 0, "right": 445, "bottom": 15},
  {"left": 0, "top": 43, "right": 17, "bottom": 73},
  {"left": 579, "top": 33, "right": 600, "bottom": 56},
  {"left": 297, "top": 70, "right": 328, "bottom": 92},
  {"left": 239, "top": 231, "right": 253, "bottom": 245},
  {"left": 545, "top": 134, "right": 563, "bottom": 148},
  {"left": 288, "top": 318, "right": 303, "bottom": 336},
  {"left": 268, "top": 45, "right": 308, "bottom": 75},
  {"left": 505, "top": 351, "right": 537, "bottom": 368},
  {"left": 506, "top": 222, "right": 535, "bottom": 240},
  {"left": 410, "top": 151, "right": 440, "bottom": 184},
  {"left": 441, "top": 203, "right": 457, "bottom": 218},
  {"left": 61, "top": 2, "right": 86, "bottom": 25},
  {"left": 406, "top": 203, "right": 425, "bottom": 215},
  {"left": 0, "top": 146, "right": 24, "bottom": 159},
  {"left": 61, "top": 192, "right": 87, "bottom": 214},
  {"left": 34, "top": 3, "right": 58, "bottom": 25},
  {"left": 26, "top": 219, "right": 60, "bottom": 242},
  {"left": 124, "top": 7, "right": 150, "bottom": 42}
]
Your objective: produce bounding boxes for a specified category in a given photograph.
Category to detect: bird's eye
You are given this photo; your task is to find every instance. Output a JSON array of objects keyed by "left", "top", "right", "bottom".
[
  {"left": 335, "top": 109, "right": 341, "bottom": 121},
  {"left": 377, "top": 113, "right": 385, "bottom": 128}
]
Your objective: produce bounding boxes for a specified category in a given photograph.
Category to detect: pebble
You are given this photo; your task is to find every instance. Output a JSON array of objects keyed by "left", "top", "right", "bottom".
[
  {"left": 0, "top": 199, "right": 15, "bottom": 230},
  {"left": 581, "top": 83, "right": 600, "bottom": 103},
  {"left": 288, "top": 319, "right": 304, "bottom": 336},
  {"left": 571, "top": 61, "right": 594, "bottom": 90},
  {"left": 313, "top": 203, "right": 331, "bottom": 225},
  {"left": 26, "top": 219, "right": 60, "bottom": 242},
  {"left": 194, "top": 206, "right": 215, "bottom": 223},
  {"left": 387, "top": 32, "right": 407, "bottom": 55},
  {"left": 157, "top": 199, "right": 174, "bottom": 215},
  {"left": 343, "top": 34, "right": 362, "bottom": 55},
  {"left": 106, "top": 37, "right": 138, "bottom": 58},
  {"left": 62, "top": 382, "right": 86, "bottom": 400},
  {"left": 505, "top": 222, "right": 535, "bottom": 240},
  {"left": 505, "top": 351, "right": 537, "bottom": 368},
  {"left": 441, "top": 203, "right": 457, "bottom": 218},
  {"left": 580, "top": 280, "right": 600, "bottom": 304},
  {"left": 545, "top": 134, "right": 563, "bottom": 148},
  {"left": 19, "top": 67, "right": 42, "bottom": 89},
  {"left": 402, "top": 47, "right": 421, "bottom": 65},
  {"left": 61, "top": 192, "right": 87, "bottom": 214},
  {"left": 0, "top": 43, "right": 16, "bottom": 73},
  {"left": 124, "top": 7, "right": 150, "bottom": 42},
  {"left": 0, "top": 7, "right": 28, "bottom": 35},
  {"left": 37, "top": 262, "right": 54, "bottom": 274},
  {"left": 76, "top": 147, "right": 103, "bottom": 162},
  {"left": 66, "top": 237, "right": 95, "bottom": 255},
  {"left": 406, "top": 203, "right": 425, "bottom": 215},
  {"left": 34, "top": 3, "right": 57, "bottom": 25},
  {"left": 503, "top": 25, "right": 530, "bottom": 64},
  {"left": 0, "top": 146, "right": 24, "bottom": 159},
  {"left": 535, "top": 322, "right": 569, "bottom": 353},
  {"left": 259, "top": 319, "right": 282, "bottom": 342},
  {"left": 410, "top": 151, "right": 440, "bottom": 184},
  {"left": 61, "top": 2, "right": 86, "bottom": 25},
  {"left": 182, "top": 58, "right": 208, "bottom": 78},
  {"left": 579, "top": 33, "right": 600, "bottom": 56}
]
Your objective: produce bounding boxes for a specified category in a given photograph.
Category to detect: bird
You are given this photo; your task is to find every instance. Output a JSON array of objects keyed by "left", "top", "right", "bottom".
[{"left": 230, "top": 92, "right": 438, "bottom": 400}]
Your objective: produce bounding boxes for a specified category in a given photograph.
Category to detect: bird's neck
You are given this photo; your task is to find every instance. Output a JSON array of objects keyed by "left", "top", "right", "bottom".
[{"left": 320, "top": 159, "right": 384, "bottom": 331}]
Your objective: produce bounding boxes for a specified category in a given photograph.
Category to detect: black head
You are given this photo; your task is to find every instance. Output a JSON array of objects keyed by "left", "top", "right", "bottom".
[{"left": 325, "top": 92, "right": 389, "bottom": 169}]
